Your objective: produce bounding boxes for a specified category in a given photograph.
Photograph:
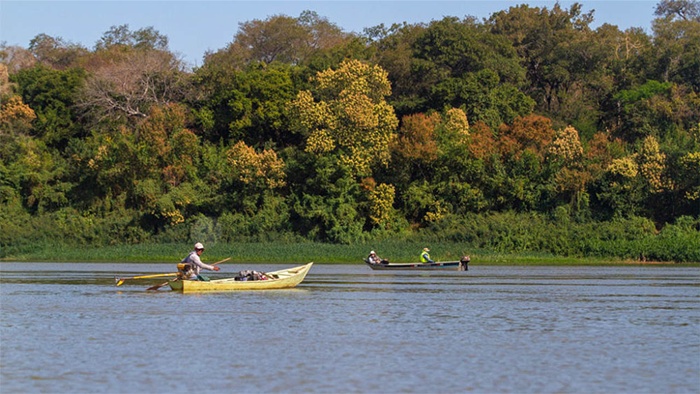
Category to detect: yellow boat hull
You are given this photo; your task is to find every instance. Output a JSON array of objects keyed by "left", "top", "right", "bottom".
[{"left": 169, "top": 262, "right": 313, "bottom": 293}]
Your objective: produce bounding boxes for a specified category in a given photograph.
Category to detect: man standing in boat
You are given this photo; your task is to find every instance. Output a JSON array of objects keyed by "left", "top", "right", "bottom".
[
  {"left": 179, "top": 242, "right": 220, "bottom": 280},
  {"left": 420, "top": 248, "right": 435, "bottom": 264}
]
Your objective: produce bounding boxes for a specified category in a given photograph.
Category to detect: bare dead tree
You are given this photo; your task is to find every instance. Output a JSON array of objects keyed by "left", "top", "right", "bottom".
[{"left": 78, "top": 49, "right": 190, "bottom": 125}]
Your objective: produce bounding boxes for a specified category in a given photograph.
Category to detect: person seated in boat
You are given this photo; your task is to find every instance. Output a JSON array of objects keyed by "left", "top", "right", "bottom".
[
  {"left": 179, "top": 242, "right": 220, "bottom": 281},
  {"left": 367, "top": 250, "right": 388, "bottom": 264},
  {"left": 420, "top": 247, "right": 435, "bottom": 264}
]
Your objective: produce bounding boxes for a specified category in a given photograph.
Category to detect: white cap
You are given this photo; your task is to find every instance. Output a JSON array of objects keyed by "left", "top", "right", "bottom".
[
  {"left": 194, "top": 242, "right": 204, "bottom": 250},
  {"left": 370, "top": 251, "right": 375, "bottom": 254}
]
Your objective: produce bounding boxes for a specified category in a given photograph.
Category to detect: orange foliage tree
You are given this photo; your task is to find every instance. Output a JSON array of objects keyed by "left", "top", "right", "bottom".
[{"left": 497, "top": 114, "right": 556, "bottom": 159}]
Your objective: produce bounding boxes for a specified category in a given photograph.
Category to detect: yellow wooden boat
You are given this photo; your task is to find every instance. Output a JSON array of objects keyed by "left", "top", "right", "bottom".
[{"left": 168, "top": 262, "right": 313, "bottom": 293}]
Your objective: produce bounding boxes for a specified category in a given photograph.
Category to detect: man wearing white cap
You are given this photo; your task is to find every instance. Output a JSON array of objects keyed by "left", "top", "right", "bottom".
[
  {"left": 180, "top": 242, "right": 220, "bottom": 280},
  {"left": 367, "top": 250, "right": 384, "bottom": 264}
]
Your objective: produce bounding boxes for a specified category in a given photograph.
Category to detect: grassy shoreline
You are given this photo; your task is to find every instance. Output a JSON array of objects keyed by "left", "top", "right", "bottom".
[{"left": 2, "top": 242, "right": 697, "bottom": 266}]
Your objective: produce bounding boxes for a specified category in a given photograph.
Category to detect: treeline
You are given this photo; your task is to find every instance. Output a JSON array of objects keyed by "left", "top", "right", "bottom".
[{"left": 1, "top": 2, "right": 699, "bottom": 261}]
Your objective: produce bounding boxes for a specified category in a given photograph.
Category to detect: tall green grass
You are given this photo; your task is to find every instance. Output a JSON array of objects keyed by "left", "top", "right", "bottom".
[
  {"left": 3, "top": 213, "right": 698, "bottom": 265},
  {"left": 4, "top": 240, "right": 697, "bottom": 266}
]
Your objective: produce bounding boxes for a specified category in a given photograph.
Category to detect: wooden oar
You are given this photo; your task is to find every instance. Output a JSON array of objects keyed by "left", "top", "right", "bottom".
[
  {"left": 115, "top": 272, "right": 177, "bottom": 286},
  {"left": 146, "top": 279, "right": 177, "bottom": 292},
  {"left": 146, "top": 257, "right": 231, "bottom": 291}
]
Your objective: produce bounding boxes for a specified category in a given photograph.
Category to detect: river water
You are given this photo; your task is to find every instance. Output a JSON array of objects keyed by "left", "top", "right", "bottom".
[{"left": 0, "top": 263, "right": 698, "bottom": 394}]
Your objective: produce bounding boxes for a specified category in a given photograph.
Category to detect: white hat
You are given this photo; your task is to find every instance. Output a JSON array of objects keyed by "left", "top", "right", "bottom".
[
  {"left": 370, "top": 251, "right": 376, "bottom": 254},
  {"left": 194, "top": 242, "right": 205, "bottom": 250}
]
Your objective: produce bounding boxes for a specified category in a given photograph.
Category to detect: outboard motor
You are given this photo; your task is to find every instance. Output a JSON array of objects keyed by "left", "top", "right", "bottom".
[{"left": 459, "top": 255, "right": 471, "bottom": 271}]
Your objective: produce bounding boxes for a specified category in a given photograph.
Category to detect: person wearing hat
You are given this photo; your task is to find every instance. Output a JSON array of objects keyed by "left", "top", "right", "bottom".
[
  {"left": 367, "top": 250, "right": 387, "bottom": 265},
  {"left": 420, "top": 247, "right": 434, "bottom": 264},
  {"left": 179, "top": 242, "right": 220, "bottom": 280}
]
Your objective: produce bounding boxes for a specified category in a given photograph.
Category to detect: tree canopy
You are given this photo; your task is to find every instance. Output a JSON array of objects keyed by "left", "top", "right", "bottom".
[{"left": 1, "top": 2, "right": 698, "bottom": 260}]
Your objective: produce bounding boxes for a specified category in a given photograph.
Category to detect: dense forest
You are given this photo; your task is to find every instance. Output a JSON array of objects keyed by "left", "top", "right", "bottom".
[{"left": 1, "top": 1, "right": 699, "bottom": 261}]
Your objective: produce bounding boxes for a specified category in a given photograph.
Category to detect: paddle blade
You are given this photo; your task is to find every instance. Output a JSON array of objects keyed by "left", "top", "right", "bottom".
[
  {"left": 115, "top": 278, "right": 125, "bottom": 286},
  {"left": 146, "top": 281, "right": 170, "bottom": 291}
]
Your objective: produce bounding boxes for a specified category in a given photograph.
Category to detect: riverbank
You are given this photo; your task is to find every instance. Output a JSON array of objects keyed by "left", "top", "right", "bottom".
[{"left": 3, "top": 242, "right": 697, "bottom": 266}]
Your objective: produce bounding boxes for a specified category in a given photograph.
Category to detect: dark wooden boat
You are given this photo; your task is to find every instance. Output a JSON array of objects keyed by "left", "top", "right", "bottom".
[{"left": 364, "top": 256, "right": 470, "bottom": 271}]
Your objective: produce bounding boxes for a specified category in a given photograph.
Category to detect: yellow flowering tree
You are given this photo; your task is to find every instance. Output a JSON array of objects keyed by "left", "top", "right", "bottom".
[
  {"left": 598, "top": 154, "right": 643, "bottom": 217},
  {"left": 546, "top": 125, "right": 588, "bottom": 211},
  {"left": 678, "top": 151, "right": 700, "bottom": 203},
  {"left": 441, "top": 108, "right": 470, "bottom": 140},
  {"left": 607, "top": 156, "right": 639, "bottom": 184},
  {"left": 637, "top": 135, "right": 667, "bottom": 193},
  {"left": 366, "top": 182, "right": 396, "bottom": 228},
  {"left": 226, "top": 141, "right": 286, "bottom": 192},
  {"left": 288, "top": 59, "right": 401, "bottom": 239},
  {"left": 214, "top": 140, "right": 289, "bottom": 237},
  {"left": 0, "top": 95, "right": 36, "bottom": 135},
  {"left": 548, "top": 125, "right": 584, "bottom": 165},
  {"left": 289, "top": 59, "right": 398, "bottom": 178}
]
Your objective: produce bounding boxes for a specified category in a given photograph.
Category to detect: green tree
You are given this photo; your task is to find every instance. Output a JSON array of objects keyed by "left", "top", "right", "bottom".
[
  {"left": 204, "top": 140, "right": 290, "bottom": 240},
  {"left": 285, "top": 151, "right": 366, "bottom": 243},
  {"left": 365, "top": 22, "right": 428, "bottom": 115},
  {"left": 94, "top": 25, "right": 169, "bottom": 52},
  {"left": 76, "top": 104, "right": 201, "bottom": 231},
  {"left": 613, "top": 80, "right": 699, "bottom": 143},
  {"left": 488, "top": 3, "right": 596, "bottom": 114},
  {"left": 651, "top": 0, "right": 700, "bottom": 92},
  {"left": 0, "top": 132, "right": 72, "bottom": 214},
  {"left": 386, "top": 108, "right": 486, "bottom": 224},
  {"left": 28, "top": 33, "right": 88, "bottom": 69},
  {"left": 488, "top": 115, "right": 558, "bottom": 211},
  {"left": 674, "top": 149, "right": 700, "bottom": 217},
  {"left": 10, "top": 65, "right": 86, "bottom": 147},
  {"left": 191, "top": 62, "right": 297, "bottom": 146},
  {"left": 410, "top": 16, "right": 533, "bottom": 127}
]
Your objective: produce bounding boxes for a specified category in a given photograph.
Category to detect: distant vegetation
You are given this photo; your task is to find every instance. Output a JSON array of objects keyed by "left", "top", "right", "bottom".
[{"left": 1, "top": 2, "right": 698, "bottom": 262}]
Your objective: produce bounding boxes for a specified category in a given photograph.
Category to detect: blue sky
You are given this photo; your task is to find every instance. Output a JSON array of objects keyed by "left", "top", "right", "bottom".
[{"left": 1, "top": 1, "right": 659, "bottom": 68}]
